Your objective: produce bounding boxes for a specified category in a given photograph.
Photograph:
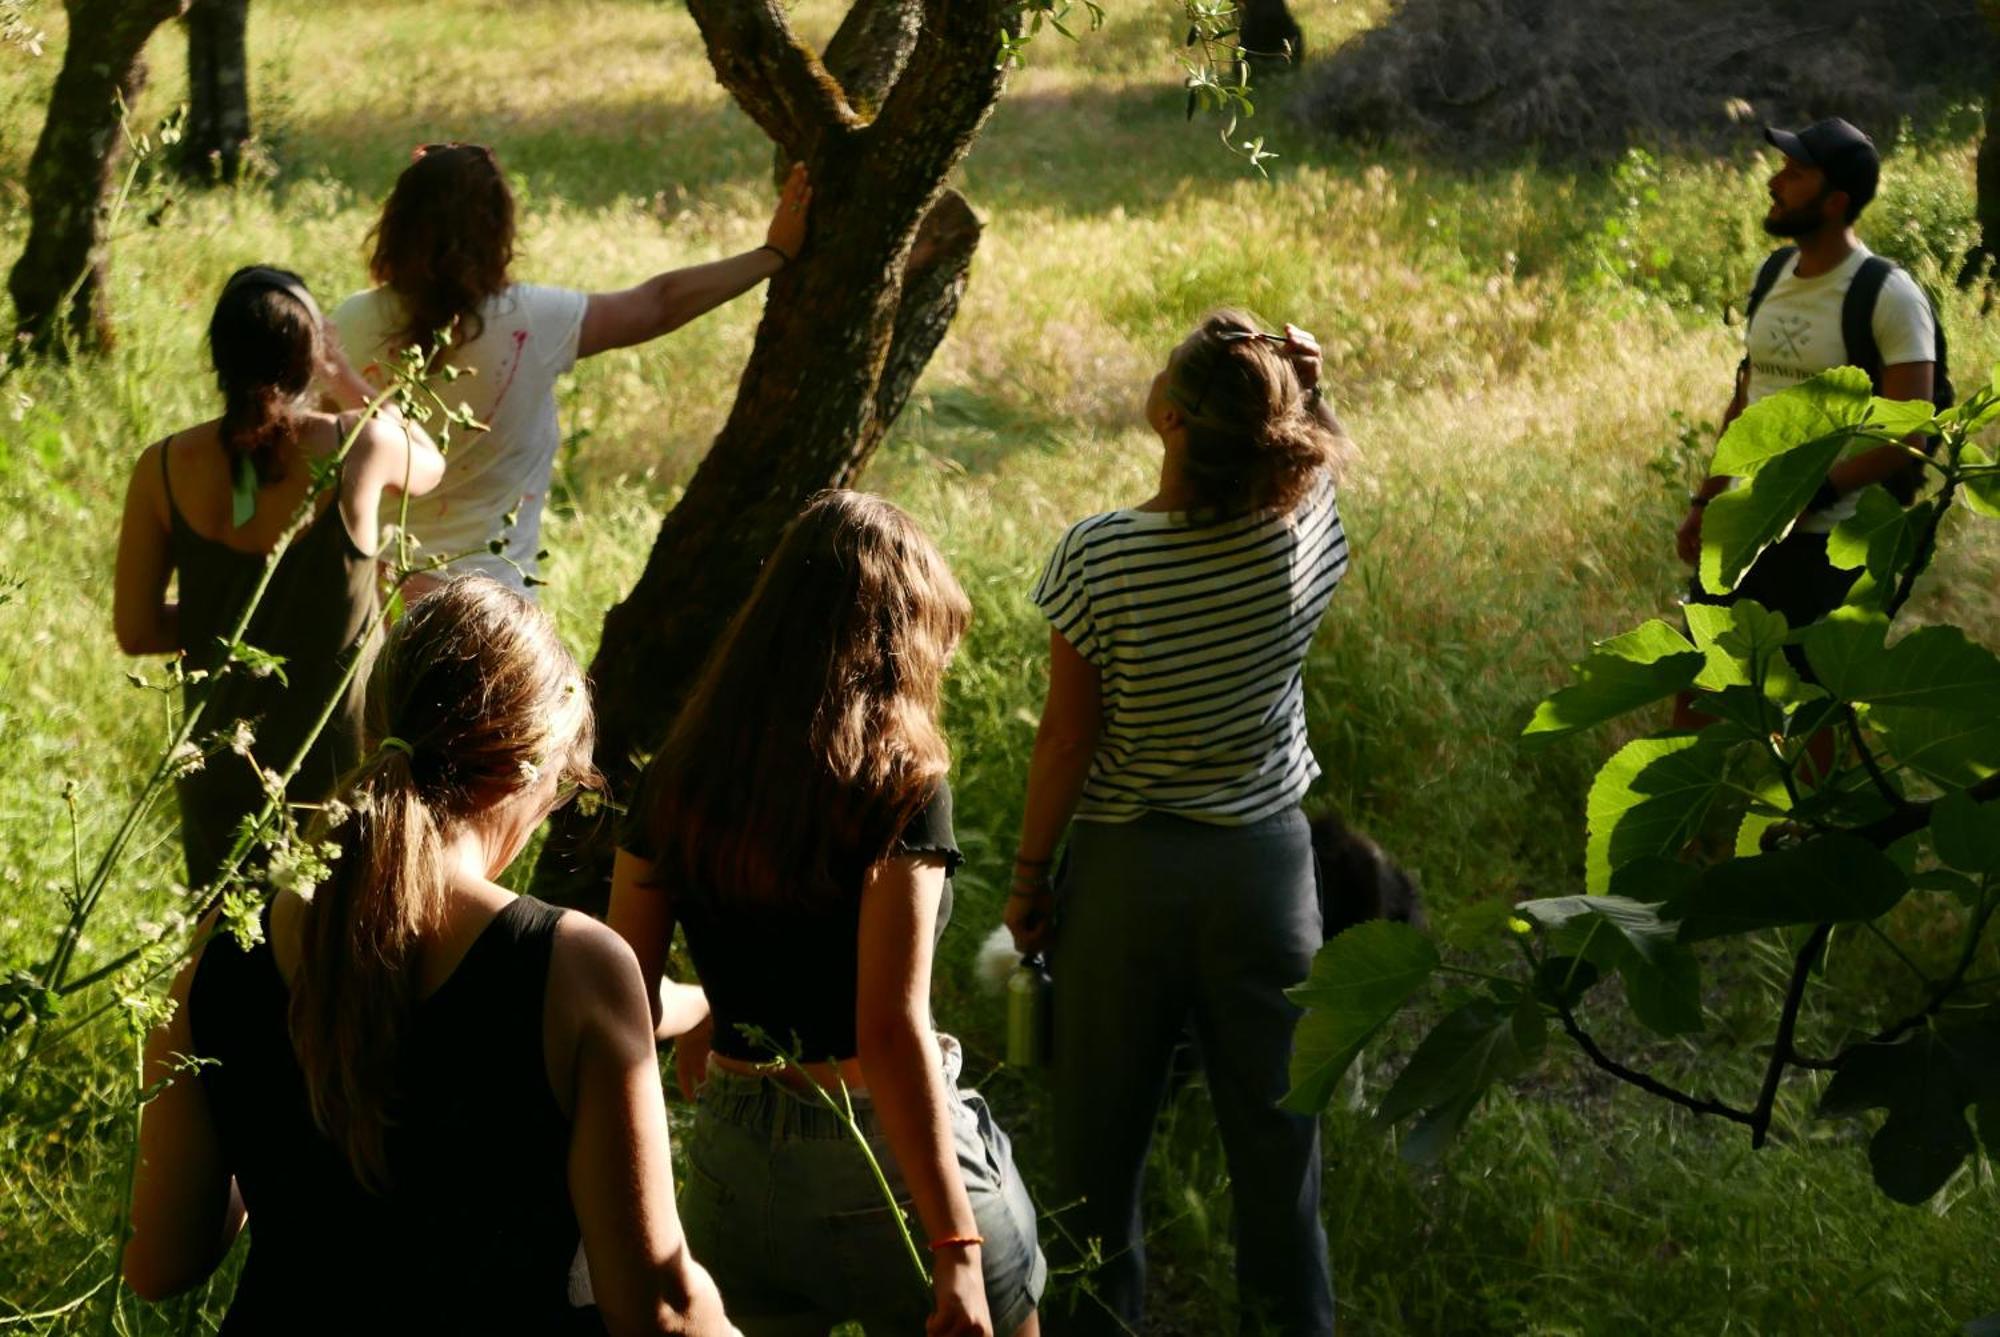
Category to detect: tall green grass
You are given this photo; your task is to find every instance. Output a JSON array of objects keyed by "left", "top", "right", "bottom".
[{"left": 2, "top": 0, "right": 1998, "bottom": 1330}]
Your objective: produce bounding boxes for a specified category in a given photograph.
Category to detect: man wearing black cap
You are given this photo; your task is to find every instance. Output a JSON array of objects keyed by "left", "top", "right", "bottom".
[{"left": 1675, "top": 118, "right": 1939, "bottom": 682}]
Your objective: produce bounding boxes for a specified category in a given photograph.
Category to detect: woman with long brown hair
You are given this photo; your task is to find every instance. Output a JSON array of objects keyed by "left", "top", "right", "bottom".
[
  {"left": 1008, "top": 311, "right": 1350, "bottom": 1335},
  {"left": 114, "top": 264, "right": 445, "bottom": 888},
  {"left": 126, "top": 578, "right": 735, "bottom": 1336},
  {"left": 611, "top": 492, "right": 1044, "bottom": 1337},
  {"left": 333, "top": 143, "right": 811, "bottom": 592}
]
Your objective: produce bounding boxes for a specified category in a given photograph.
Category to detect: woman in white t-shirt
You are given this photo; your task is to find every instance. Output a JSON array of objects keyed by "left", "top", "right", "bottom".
[
  {"left": 1007, "top": 311, "right": 1351, "bottom": 1337},
  {"left": 335, "top": 144, "right": 811, "bottom": 593}
]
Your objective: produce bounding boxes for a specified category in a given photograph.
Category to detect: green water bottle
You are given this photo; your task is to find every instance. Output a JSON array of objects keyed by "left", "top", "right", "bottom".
[{"left": 1006, "top": 953, "right": 1053, "bottom": 1068}]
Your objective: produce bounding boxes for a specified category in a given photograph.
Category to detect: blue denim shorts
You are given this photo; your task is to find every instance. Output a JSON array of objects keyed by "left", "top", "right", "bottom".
[{"left": 680, "top": 1035, "right": 1046, "bottom": 1336}]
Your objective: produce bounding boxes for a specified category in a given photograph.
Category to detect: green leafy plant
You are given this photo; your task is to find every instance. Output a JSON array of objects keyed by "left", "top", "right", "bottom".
[{"left": 1287, "top": 364, "right": 2000, "bottom": 1208}]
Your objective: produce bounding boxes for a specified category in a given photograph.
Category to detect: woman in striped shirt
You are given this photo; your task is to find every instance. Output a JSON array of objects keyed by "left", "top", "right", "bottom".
[{"left": 1008, "top": 310, "right": 1350, "bottom": 1336}]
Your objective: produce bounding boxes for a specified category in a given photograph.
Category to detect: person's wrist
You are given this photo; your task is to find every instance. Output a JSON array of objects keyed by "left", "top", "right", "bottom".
[
  {"left": 758, "top": 242, "right": 794, "bottom": 267},
  {"left": 1011, "top": 852, "right": 1052, "bottom": 899},
  {"left": 1686, "top": 492, "right": 1710, "bottom": 509}
]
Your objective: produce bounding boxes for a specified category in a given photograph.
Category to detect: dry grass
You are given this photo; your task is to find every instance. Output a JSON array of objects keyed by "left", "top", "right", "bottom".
[{"left": 1294, "top": 0, "right": 1987, "bottom": 160}]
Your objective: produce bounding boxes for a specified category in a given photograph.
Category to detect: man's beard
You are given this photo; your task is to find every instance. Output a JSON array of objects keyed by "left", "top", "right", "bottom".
[{"left": 1764, "top": 198, "right": 1829, "bottom": 239}]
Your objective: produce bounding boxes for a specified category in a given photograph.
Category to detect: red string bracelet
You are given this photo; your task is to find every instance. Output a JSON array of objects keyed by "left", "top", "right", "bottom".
[{"left": 928, "top": 1234, "right": 984, "bottom": 1251}]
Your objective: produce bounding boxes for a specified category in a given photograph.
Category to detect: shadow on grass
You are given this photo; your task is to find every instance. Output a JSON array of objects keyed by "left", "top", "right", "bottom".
[{"left": 261, "top": 92, "right": 769, "bottom": 211}]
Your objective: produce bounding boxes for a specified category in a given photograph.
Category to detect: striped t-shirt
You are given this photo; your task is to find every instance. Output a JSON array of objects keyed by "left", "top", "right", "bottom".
[{"left": 1032, "top": 473, "right": 1348, "bottom": 825}]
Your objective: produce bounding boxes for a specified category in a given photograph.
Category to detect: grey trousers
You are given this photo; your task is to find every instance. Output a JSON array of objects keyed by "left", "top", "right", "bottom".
[{"left": 1048, "top": 807, "right": 1335, "bottom": 1336}]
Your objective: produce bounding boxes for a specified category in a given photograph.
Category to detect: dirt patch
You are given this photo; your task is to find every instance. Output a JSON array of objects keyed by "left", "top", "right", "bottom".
[{"left": 1293, "top": 0, "right": 1987, "bottom": 161}]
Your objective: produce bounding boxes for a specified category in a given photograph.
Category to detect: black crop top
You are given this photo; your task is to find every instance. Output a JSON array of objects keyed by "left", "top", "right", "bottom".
[{"left": 620, "top": 780, "right": 962, "bottom": 1063}]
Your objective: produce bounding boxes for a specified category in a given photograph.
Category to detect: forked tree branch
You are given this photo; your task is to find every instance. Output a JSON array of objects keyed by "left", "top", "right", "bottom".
[
  {"left": 685, "top": 0, "right": 861, "bottom": 156},
  {"left": 1553, "top": 1000, "right": 1756, "bottom": 1127},
  {"left": 1856, "top": 772, "right": 2000, "bottom": 848},
  {"left": 823, "top": 0, "right": 924, "bottom": 119},
  {"left": 868, "top": 0, "right": 1015, "bottom": 180}
]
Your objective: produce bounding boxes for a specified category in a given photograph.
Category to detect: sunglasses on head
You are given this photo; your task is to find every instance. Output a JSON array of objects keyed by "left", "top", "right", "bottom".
[
  {"left": 1213, "top": 328, "right": 1289, "bottom": 346},
  {"left": 1177, "top": 327, "right": 1290, "bottom": 416}
]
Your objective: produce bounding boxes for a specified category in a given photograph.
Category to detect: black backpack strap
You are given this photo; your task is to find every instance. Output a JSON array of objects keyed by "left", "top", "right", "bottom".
[
  {"left": 1841, "top": 255, "right": 1895, "bottom": 393},
  {"left": 1931, "top": 309, "right": 1954, "bottom": 410},
  {"left": 1744, "top": 246, "right": 1796, "bottom": 327},
  {"left": 1738, "top": 247, "right": 1796, "bottom": 384}
]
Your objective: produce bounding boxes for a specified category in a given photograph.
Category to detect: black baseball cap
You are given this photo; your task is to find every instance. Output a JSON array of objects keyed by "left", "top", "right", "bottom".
[{"left": 1764, "top": 118, "right": 1879, "bottom": 212}]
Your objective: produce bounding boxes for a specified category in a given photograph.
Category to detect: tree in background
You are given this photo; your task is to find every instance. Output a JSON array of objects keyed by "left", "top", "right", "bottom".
[
  {"left": 6, "top": 0, "right": 187, "bottom": 351},
  {"left": 1240, "top": 0, "right": 1304, "bottom": 70},
  {"left": 180, "top": 0, "right": 250, "bottom": 182},
  {"left": 530, "top": 0, "right": 1009, "bottom": 908},
  {"left": 1961, "top": 1, "right": 2000, "bottom": 286}
]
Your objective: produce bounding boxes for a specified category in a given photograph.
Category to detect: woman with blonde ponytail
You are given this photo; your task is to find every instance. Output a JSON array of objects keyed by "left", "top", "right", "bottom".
[
  {"left": 127, "top": 578, "right": 736, "bottom": 1337},
  {"left": 113, "top": 264, "right": 445, "bottom": 888},
  {"left": 1008, "top": 311, "right": 1350, "bottom": 1335}
]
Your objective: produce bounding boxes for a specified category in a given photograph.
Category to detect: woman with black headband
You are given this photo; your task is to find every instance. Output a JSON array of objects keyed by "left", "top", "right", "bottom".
[
  {"left": 114, "top": 264, "right": 445, "bottom": 888},
  {"left": 1008, "top": 311, "right": 1351, "bottom": 1335}
]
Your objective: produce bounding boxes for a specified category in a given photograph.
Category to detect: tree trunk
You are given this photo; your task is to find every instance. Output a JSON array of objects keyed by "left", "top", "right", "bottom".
[
  {"left": 1240, "top": 0, "right": 1304, "bottom": 71},
  {"left": 180, "top": 0, "right": 250, "bottom": 183},
  {"left": 1962, "top": 6, "right": 2000, "bottom": 287},
  {"left": 530, "top": 0, "right": 1006, "bottom": 911},
  {"left": 7, "top": 0, "right": 189, "bottom": 352}
]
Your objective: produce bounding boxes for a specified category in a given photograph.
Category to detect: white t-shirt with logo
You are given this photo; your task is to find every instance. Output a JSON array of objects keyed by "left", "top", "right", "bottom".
[
  {"left": 334, "top": 283, "right": 589, "bottom": 590},
  {"left": 1743, "top": 245, "right": 1934, "bottom": 533}
]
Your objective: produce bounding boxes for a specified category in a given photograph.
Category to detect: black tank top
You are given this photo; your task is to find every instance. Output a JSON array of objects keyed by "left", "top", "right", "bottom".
[
  {"left": 190, "top": 895, "right": 594, "bottom": 1335},
  {"left": 163, "top": 436, "right": 379, "bottom": 888},
  {"left": 619, "top": 780, "right": 962, "bottom": 1063}
]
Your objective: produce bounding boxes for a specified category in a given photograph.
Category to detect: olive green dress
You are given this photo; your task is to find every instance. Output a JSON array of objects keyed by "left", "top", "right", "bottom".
[{"left": 162, "top": 442, "right": 379, "bottom": 887}]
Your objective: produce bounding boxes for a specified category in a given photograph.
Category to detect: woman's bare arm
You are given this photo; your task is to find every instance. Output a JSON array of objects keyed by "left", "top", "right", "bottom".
[
  {"left": 126, "top": 933, "right": 243, "bottom": 1300},
  {"left": 1007, "top": 627, "right": 1101, "bottom": 951},
  {"left": 113, "top": 443, "right": 180, "bottom": 656},
  {"left": 855, "top": 854, "right": 991, "bottom": 1335},
  {"left": 575, "top": 165, "right": 811, "bottom": 359},
  {"left": 552, "top": 916, "right": 734, "bottom": 1337},
  {"left": 606, "top": 849, "right": 711, "bottom": 1097}
]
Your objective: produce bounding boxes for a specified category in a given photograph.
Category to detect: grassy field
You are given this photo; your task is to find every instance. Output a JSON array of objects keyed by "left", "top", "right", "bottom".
[{"left": 3, "top": 0, "right": 1999, "bottom": 1331}]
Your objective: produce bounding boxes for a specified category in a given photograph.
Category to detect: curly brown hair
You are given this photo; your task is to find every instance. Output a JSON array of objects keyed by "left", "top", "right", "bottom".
[{"left": 366, "top": 143, "right": 515, "bottom": 363}]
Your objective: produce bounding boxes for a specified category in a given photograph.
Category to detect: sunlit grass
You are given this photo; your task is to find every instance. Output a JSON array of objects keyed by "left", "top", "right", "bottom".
[{"left": 3, "top": 0, "right": 1998, "bottom": 1330}]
